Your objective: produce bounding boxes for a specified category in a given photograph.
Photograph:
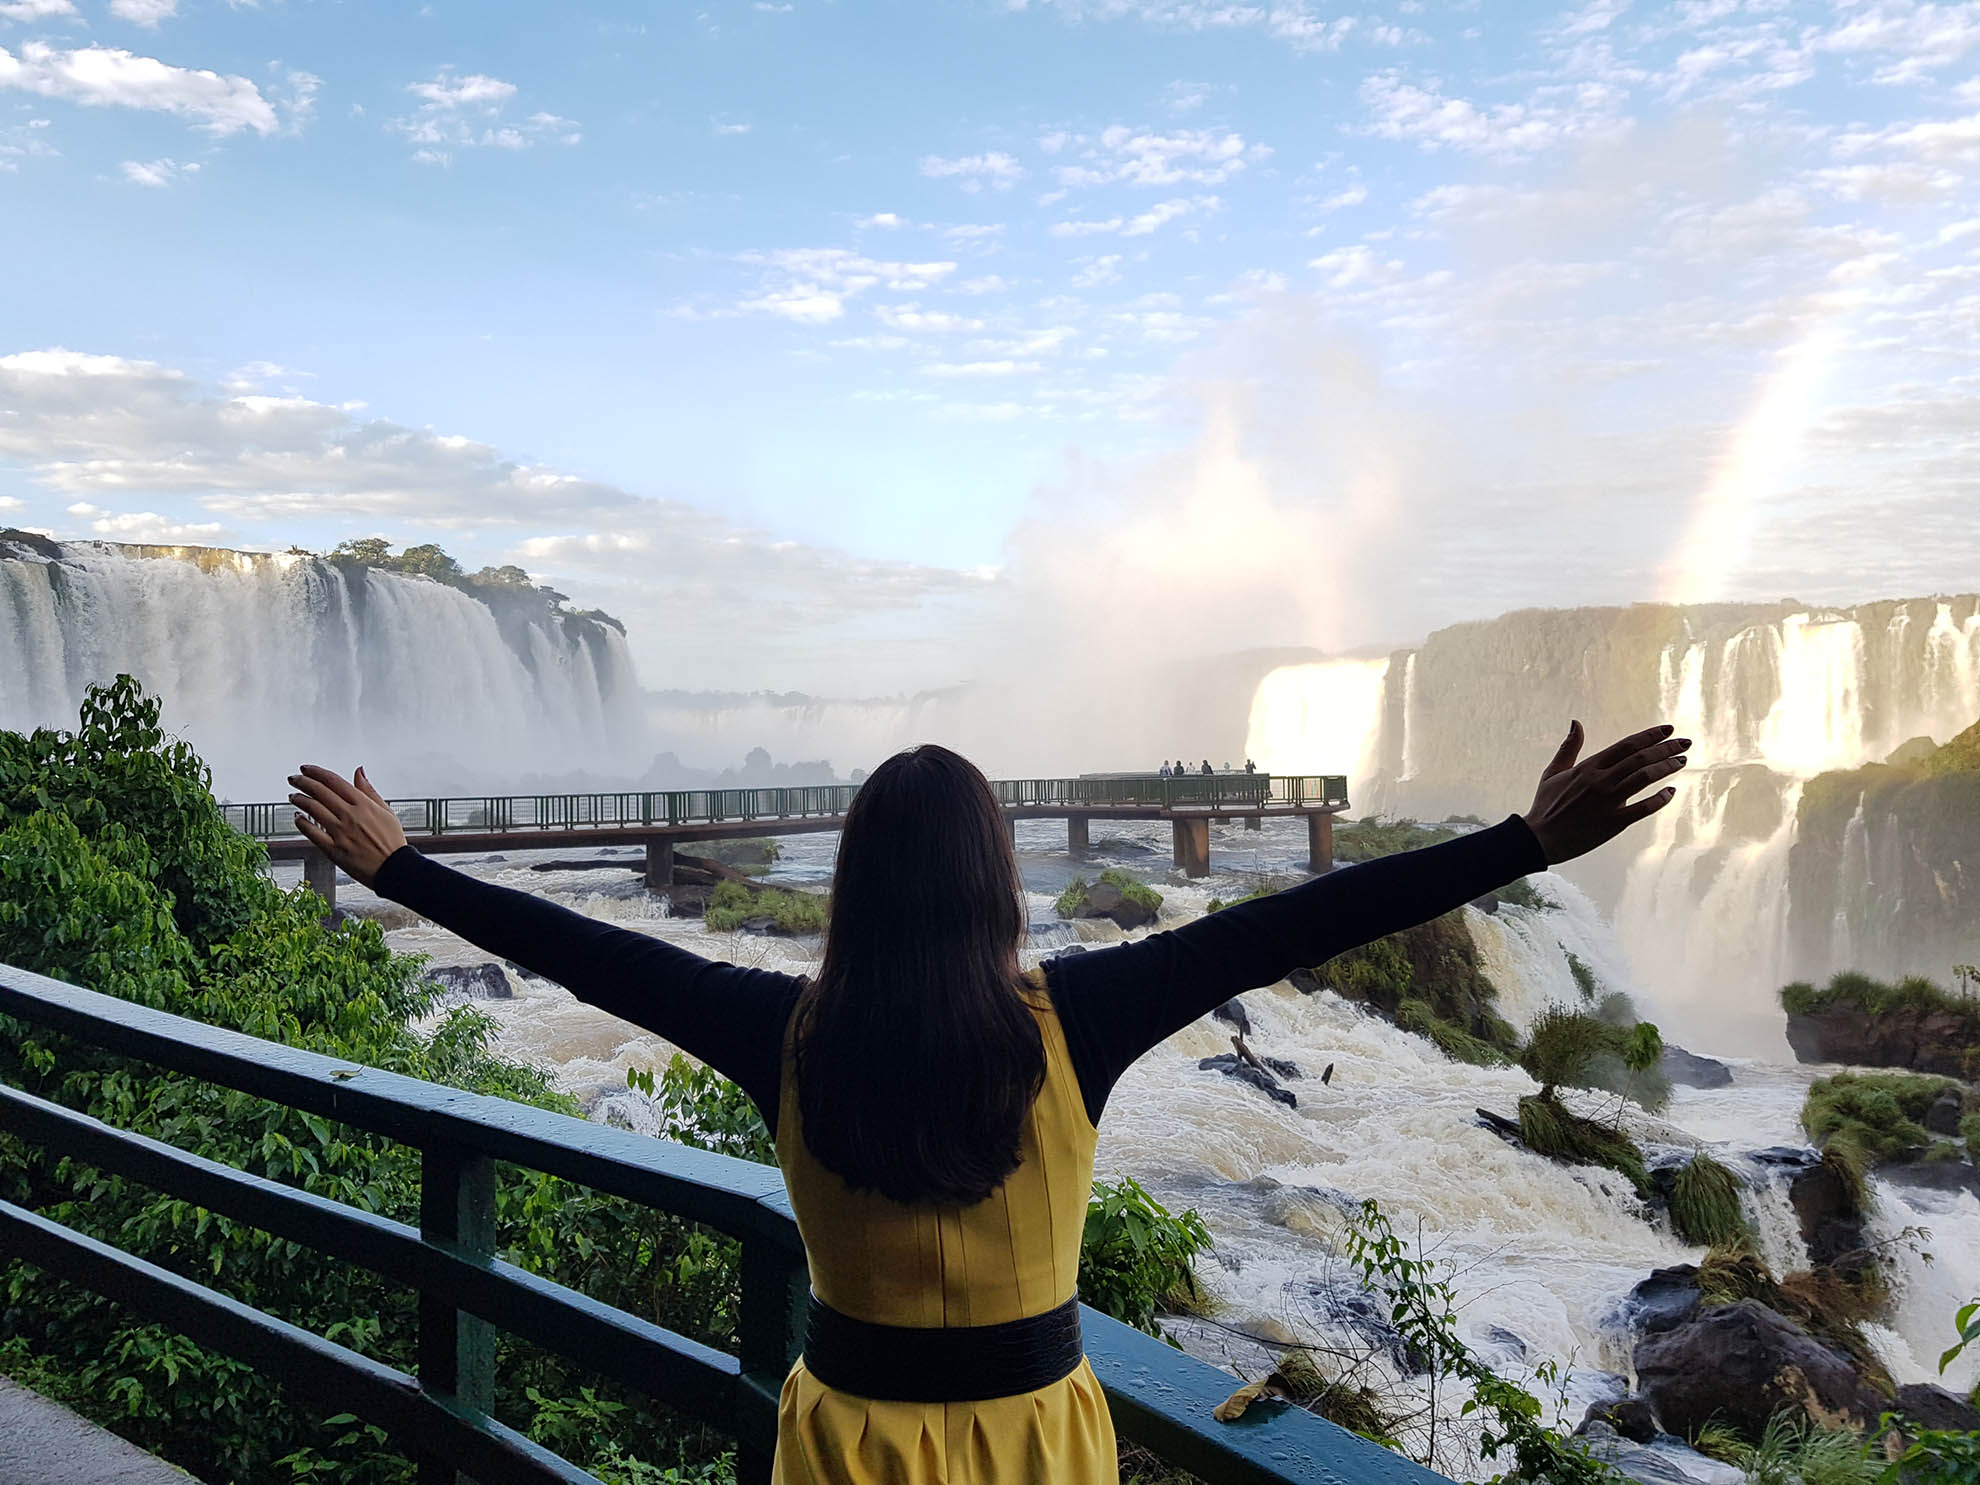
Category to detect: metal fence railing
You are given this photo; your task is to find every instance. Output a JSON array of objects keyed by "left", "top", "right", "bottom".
[
  {"left": 0, "top": 962, "right": 1435, "bottom": 1485},
  {"left": 222, "top": 776, "right": 1350, "bottom": 842}
]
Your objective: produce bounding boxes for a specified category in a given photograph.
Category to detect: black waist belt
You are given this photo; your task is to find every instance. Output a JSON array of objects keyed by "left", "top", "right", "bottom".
[{"left": 802, "top": 1293, "right": 1084, "bottom": 1403}]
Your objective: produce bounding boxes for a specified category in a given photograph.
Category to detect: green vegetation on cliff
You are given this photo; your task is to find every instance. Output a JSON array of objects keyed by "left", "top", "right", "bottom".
[
  {"left": 1782, "top": 970, "right": 1980, "bottom": 1030},
  {"left": 1332, "top": 816, "right": 1457, "bottom": 863},
  {"left": 328, "top": 537, "right": 626, "bottom": 633},
  {"left": 1308, "top": 911, "right": 1519, "bottom": 1066},
  {"left": 1800, "top": 1071, "right": 1972, "bottom": 1203}
]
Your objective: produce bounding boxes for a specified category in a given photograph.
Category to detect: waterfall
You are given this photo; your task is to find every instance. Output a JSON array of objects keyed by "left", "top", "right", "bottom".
[
  {"left": 1241, "top": 657, "right": 1390, "bottom": 796},
  {"left": 1239, "top": 595, "right": 1980, "bottom": 1049},
  {"left": 0, "top": 541, "right": 648, "bottom": 797}
]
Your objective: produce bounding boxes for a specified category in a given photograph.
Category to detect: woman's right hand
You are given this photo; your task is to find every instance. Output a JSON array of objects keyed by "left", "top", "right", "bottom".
[{"left": 288, "top": 765, "right": 408, "bottom": 889}]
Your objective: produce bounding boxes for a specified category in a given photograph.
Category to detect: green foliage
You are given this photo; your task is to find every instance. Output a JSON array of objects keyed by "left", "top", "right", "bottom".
[
  {"left": 1944, "top": 1298, "right": 1980, "bottom": 1376},
  {"left": 1781, "top": 971, "right": 1980, "bottom": 1039},
  {"left": 1670, "top": 1154, "right": 1748, "bottom": 1248},
  {"left": 627, "top": 1055, "right": 776, "bottom": 1167},
  {"left": 1497, "top": 877, "right": 1558, "bottom": 912},
  {"left": 702, "top": 879, "right": 827, "bottom": 934},
  {"left": 325, "top": 540, "right": 623, "bottom": 630},
  {"left": 1965, "top": 1115, "right": 1980, "bottom": 1168},
  {"left": 1921, "top": 717, "right": 1980, "bottom": 779},
  {"left": 1802, "top": 1071, "right": 1958, "bottom": 1177},
  {"left": 1518, "top": 1006, "right": 1670, "bottom": 1114},
  {"left": 1309, "top": 911, "right": 1522, "bottom": 1065},
  {"left": 1566, "top": 951, "right": 1601, "bottom": 1001},
  {"left": 1878, "top": 1416, "right": 1980, "bottom": 1485},
  {"left": 1078, "top": 1176, "right": 1212, "bottom": 1339},
  {"left": 0, "top": 678, "right": 742, "bottom": 1482},
  {"left": 1710, "top": 1412, "right": 1882, "bottom": 1485},
  {"left": 1206, "top": 882, "right": 1280, "bottom": 913},
  {"left": 1517, "top": 1094, "right": 1651, "bottom": 1199},
  {"left": 1333, "top": 816, "right": 1460, "bottom": 864},
  {"left": 1342, "top": 1198, "right": 1615, "bottom": 1484},
  {"left": 1056, "top": 868, "right": 1163, "bottom": 920}
]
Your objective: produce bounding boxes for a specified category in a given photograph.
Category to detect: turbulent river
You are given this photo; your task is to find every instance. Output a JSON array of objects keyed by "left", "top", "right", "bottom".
[{"left": 289, "top": 814, "right": 1980, "bottom": 1475}]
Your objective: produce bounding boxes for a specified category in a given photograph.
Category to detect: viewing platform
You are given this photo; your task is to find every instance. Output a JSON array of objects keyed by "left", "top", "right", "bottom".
[{"left": 227, "top": 773, "right": 1351, "bottom": 911}]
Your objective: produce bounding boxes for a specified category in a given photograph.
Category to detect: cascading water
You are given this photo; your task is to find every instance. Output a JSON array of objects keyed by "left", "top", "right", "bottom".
[
  {"left": 0, "top": 541, "right": 648, "bottom": 796},
  {"left": 1243, "top": 657, "right": 1392, "bottom": 801}
]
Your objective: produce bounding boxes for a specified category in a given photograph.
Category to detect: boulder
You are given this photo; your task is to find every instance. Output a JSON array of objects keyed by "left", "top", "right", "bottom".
[
  {"left": 1287, "top": 967, "right": 1327, "bottom": 996},
  {"left": 1469, "top": 892, "right": 1500, "bottom": 915},
  {"left": 1075, "top": 882, "right": 1158, "bottom": 930},
  {"left": 1626, "top": 1265, "right": 1702, "bottom": 1336},
  {"left": 1197, "top": 1054, "right": 1296, "bottom": 1108},
  {"left": 1576, "top": 1423, "right": 1744, "bottom": 1485},
  {"left": 1877, "top": 1159, "right": 1980, "bottom": 1198},
  {"left": 1635, "top": 1300, "right": 1888, "bottom": 1438},
  {"left": 1789, "top": 1159, "right": 1869, "bottom": 1274},
  {"left": 1784, "top": 1003, "right": 1978, "bottom": 1080},
  {"left": 422, "top": 962, "right": 514, "bottom": 1001},
  {"left": 1581, "top": 1397, "right": 1660, "bottom": 1445},
  {"left": 1212, "top": 998, "right": 1251, "bottom": 1036},
  {"left": 1894, "top": 1382, "right": 1980, "bottom": 1433},
  {"left": 1660, "top": 1046, "right": 1733, "bottom": 1089},
  {"left": 1924, "top": 1088, "right": 1966, "bottom": 1137}
]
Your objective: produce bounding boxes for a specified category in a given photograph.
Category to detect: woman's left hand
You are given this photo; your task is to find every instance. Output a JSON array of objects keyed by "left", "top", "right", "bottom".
[
  {"left": 1520, "top": 721, "right": 1690, "bottom": 865},
  {"left": 288, "top": 765, "right": 407, "bottom": 888}
]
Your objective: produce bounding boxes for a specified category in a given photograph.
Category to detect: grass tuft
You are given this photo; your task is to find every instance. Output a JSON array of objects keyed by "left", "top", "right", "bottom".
[
  {"left": 703, "top": 879, "right": 827, "bottom": 934},
  {"left": 1670, "top": 1153, "right": 1747, "bottom": 1248},
  {"left": 1517, "top": 1092, "right": 1651, "bottom": 1198}
]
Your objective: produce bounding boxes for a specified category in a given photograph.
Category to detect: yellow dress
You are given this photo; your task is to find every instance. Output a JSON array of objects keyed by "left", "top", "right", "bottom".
[{"left": 771, "top": 975, "right": 1118, "bottom": 1484}]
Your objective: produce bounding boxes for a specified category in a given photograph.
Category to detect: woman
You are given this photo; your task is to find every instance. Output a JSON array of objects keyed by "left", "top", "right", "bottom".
[{"left": 288, "top": 720, "right": 1687, "bottom": 1484}]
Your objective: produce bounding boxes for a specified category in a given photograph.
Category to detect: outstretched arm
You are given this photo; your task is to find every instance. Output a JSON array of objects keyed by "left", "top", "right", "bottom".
[
  {"left": 287, "top": 766, "right": 802, "bottom": 1124},
  {"left": 1045, "top": 721, "right": 1689, "bottom": 1124}
]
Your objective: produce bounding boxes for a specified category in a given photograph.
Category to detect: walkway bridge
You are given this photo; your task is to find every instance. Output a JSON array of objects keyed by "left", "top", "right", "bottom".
[
  {"left": 0, "top": 962, "right": 1441, "bottom": 1485},
  {"left": 229, "top": 774, "right": 1351, "bottom": 913}
]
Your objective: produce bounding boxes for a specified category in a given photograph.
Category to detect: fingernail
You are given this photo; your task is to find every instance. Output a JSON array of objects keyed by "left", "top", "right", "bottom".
[{"left": 1676, "top": 738, "right": 1692, "bottom": 749}]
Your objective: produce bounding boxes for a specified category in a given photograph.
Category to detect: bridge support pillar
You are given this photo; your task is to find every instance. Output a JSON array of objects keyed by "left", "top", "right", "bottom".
[
  {"left": 644, "top": 840, "right": 674, "bottom": 890},
  {"left": 1172, "top": 817, "right": 1210, "bottom": 878},
  {"left": 1067, "top": 816, "right": 1089, "bottom": 860},
  {"left": 1244, "top": 814, "right": 1261, "bottom": 831},
  {"left": 1307, "top": 812, "right": 1335, "bottom": 874},
  {"left": 302, "top": 849, "right": 337, "bottom": 916}
]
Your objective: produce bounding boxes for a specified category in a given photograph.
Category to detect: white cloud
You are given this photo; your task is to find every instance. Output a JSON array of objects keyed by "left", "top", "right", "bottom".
[
  {"left": 0, "top": 42, "right": 278, "bottom": 135},
  {"left": 875, "top": 303, "right": 984, "bottom": 332},
  {"left": 919, "top": 151, "right": 1024, "bottom": 190},
  {"left": 120, "top": 156, "right": 196, "bottom": 186},
  {"left": 1316, "top": 182, "right": 1368, "bottom": 210},
  {"left": 109, "top": 0, "right": 177, "bottom": 26},
  {"left": 922, "top": 360, "right": 1042, "bottom": 376},
  {"left": 1056, "top": 193, "right": 1218, "bottom": 236},
  {"left": 857, "top": 211, "right": 904, "bottom": 228},
  {"left": 958, "top": 274, "right": 1008, "bottom": 294},
  {"left": 1054, "top": 125, "right": 1267, "bottom": 187},
  {"left": 0, "top": 494, "right": 24, "bottom": 511},
  {"left": 1070, "top": 253, "right": 1122, "bottom": 287},
  {"left": 728, "top": 248, "right": 958, "bottom": 323},
  {"left": 0, "top": 0, "right": 75, "bottom": 18},
  {"left": 943, "top": 222, "right": 1005, "bottom": 241},
  {"left": 1357, "top": 71, "right": 1619, "bottom": 158},
  {"left": 0, "top": 351, "right": 991, "bottom": 683},
  {"left": 65, "top": 501, "right": 228, "bottom": 543},
  {"left": 1165, "top": 79, "right": 1209, "bottom": 113},
  {"left": 713, "top": 118, "right": 751, "bottom": 135},
  {"left": 1812, "top": 1, "right": 1980, "bottom": 84},
  {"left": 391, "top": 70, "right": 578, "bottom": 163}
]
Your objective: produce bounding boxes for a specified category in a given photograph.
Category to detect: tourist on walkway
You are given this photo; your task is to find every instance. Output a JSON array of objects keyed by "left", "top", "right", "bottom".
[{"left": 288, "top": 720, "right": 1686, "bottom": 1484}]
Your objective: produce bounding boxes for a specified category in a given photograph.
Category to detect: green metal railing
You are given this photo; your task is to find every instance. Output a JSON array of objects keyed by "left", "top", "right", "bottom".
[
  {"left": 0, "top": 962, "right": 1439, "bottom": 1485},
  {"left": 223, "top": 775, "right": 1350, "bottom": 842}
]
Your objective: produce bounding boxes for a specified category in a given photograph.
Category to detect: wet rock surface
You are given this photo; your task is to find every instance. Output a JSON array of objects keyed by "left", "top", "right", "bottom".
[
  {"left": 1894, "top": 1382, "right": 1980, "bottom": 1433},
  {"left": 1660, "top": 1045, "right": 1733, "bottom": 1089},
  {"left": 1626, "top": 1265, "right": 1702, "bottom": 1336},
  {"left": 1635, "top": 1300, "right": 1887, "bottom": 1438},
  {"left": 1072, "top": 881, "right": 1159, "bottom": 930},
  {"left": 1785, "top": 1003, "right": 1978, "bottom": 1080},
  {"left": 1197, "top": 1054, "right": 1297, "bottom": 1107},
  {"left": 422, "top": 962, "right": 514, "bottom": 1000}
]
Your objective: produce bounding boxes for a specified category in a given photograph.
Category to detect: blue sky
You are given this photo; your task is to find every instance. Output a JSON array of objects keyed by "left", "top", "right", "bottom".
[{"left": 2, "top": 0, "right": 1976, "bottom": 691}]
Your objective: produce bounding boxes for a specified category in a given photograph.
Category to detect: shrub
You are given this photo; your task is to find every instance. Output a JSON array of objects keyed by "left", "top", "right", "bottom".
[
  {"left": 1780, "top": 971, "right": 1980, "bottom": 1042},
  {"left": 1309, "top": 911, "right": 1521, "bottom": 1065},
  {"left": 1802, "top": 1071, "right": 1957, "bottom": 1174},
  {"left": 703, "top": 879, "right": 827, "bottom": 934},
  {"left": 1496, "top": 877, "right": 1558, "bottom": 912},
  {"left": 1670, "top": 1154, "right": 1747, "bottom": 1248},
  {"left": 1078, "top": 1176, "right": 1212, "bottom": 1339},
  {"left": 1520, "top": 1005, "right": 1670, "bottom": 1114},
  {"left": 0, "top": 679, "right": 742, "bottom": 1482},
  {"left": 628, "top": 1055, "right": 777, "bottom": 1167},
  {"left": 1517, "top": 1093, "right": 1652, "bottom": 1198}
]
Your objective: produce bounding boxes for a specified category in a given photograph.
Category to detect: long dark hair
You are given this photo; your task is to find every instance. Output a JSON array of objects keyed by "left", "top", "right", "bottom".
[{"left": 793, "top": 744, "right": 1044, "bottom": 1206}]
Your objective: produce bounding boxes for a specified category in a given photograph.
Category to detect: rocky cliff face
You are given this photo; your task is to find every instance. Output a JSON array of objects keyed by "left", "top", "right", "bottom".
[{"left": 1786, "top": 723, "right": 1980, "bottom": 987}]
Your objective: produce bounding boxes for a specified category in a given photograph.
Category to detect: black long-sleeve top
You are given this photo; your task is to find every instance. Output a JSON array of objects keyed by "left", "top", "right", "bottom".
[{"left": 372, "top": 816, "right": 1546, "bottom": 1131}]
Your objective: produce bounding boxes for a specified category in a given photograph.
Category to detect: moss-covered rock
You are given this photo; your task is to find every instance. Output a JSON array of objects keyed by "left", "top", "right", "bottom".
[
  {"left": 1781, "top": 971, "right": 1980, "bottom": 1080},
  {"left": 1517, "top": 1093, "right": 1651, "bottom": 1198},
  {"left": 1303, "top": 910, "right": 1520, "bottom": 1066},
  {"left": 1057, "top": 868, "right": 1163, "bottom": 929},
  {"left": 704, "top": 879, "right": 827, "bottom": 934},
  {"left": 1800, "top": 1070, "right": 1971, "bottom": 1207}
]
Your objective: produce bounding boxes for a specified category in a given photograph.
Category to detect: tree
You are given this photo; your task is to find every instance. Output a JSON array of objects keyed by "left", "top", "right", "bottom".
[
  {"left": 331, "top": 536, "right": 392, "bottom": 565},
  {"left": 391, "top": 543, "right": 464, "bottom": 582}
]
